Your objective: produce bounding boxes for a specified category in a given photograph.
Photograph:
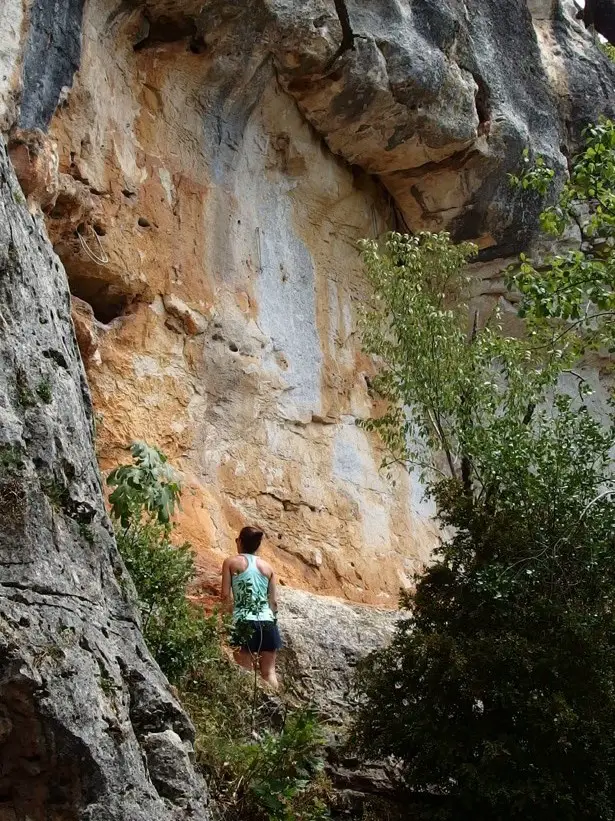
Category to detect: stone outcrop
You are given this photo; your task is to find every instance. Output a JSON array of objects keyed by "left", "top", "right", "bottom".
[
  {"left": 278, "top": 587, "right": 397, "bottom": 721},
  {"left": 277, "top": 587, "right": 400, "bottom": 811},
  {"left": 0, "top": 140, "right": 208, "bottom": 820},
  {"left": 1, "top": 0, "right": 613, "bottom": 608},
  {"left": 284, "top": 0, "right": 615, "bottom": 248}
]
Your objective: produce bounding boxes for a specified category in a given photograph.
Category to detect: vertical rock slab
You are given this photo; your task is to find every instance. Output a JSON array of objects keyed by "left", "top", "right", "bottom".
[
  {"left": 18, "top": 0, "right": 86, "bottom": 130},
  {"left": 277, "top": 588, "right": 399, "bottom": 812},
  {"left": 0, "top": 141, "right": 208, "bottom": 820},
  {"left": 278, "top": 587, "right": 397, "bottom": 721}
]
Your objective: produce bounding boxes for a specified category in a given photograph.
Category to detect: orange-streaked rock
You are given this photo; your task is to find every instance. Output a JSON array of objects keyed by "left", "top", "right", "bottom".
[{"left": 49, "top": 9, "right": 438, "bottom": 606}]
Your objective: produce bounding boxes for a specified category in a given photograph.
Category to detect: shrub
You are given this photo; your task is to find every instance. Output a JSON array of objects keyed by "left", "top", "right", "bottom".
[
  {"left": 192, "top": 705, "right": 331, "bottom": 821},
  {"left": 108, "top": 440, "right": 181, "bottom": 528},
  {"left": 115, "top": 521, "right": 220, "bottom": 682},
  {"left": 354, "top": 401, "right": 615, "bottom": 820}
]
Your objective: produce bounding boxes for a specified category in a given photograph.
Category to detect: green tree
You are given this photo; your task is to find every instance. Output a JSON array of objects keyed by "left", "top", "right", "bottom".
[
  {"left": 352, "top": 229, "right": 615, "bottom": 819},
  {"left": 508, "top": 118, "right": 615, "bottom": 356},
  {"left": 358, "top": 231, "right": 565, "bottom": 486}
]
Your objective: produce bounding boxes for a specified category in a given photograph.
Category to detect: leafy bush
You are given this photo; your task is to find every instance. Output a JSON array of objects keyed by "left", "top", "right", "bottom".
[
  {"left": 108, "top": 440, "right": 181, "bottom": 527},
  {"left": 508, "top": 118, "right": 615, "bottom": 354},
  {"left": 353, "top": 224, "right": 615, "bottom": 819},
  {"left": 354, "top": 402, "right": 615, "bottom": 819},
  {"left": 109, "top": 442, "right": 219, "bottom": 682},
  {"left": 107, "top": 441, "right": 330, "bottom": 821},
  {"left": 193, "top": 706, "right": 331, "bottom": 821},
  {"left": 117, "top": 522, "right": 221, "bottom": 681}
]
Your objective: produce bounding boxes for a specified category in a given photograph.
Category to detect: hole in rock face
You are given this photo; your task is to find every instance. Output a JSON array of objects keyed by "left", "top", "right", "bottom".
[
  {"left": 134, "top": 14, "right": 197, "bottom": 50},
  {"left": 189, "top": 35, "right": 206, "bottom": 54},
  {"left": 228, "top": 342, "right": 239, "bottom": 353},
  {"left": 473, "top": 74, "right": 491, "bottom": 126},
  {"left": 137, "top": 217, "right": 151, "bottom": 228},
  {"left": 48, "top": 192, "right": 80, "bottom": 221},
  {"left": 68, "top": 272, "right": 135, "bottom": 325}
]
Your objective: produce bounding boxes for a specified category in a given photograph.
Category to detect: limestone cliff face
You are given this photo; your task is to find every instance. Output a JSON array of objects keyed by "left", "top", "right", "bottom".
[
  {"left": 1, "top": 1, "right": 614, "bottom": 602},
  {"left": 0, "top": 140, "right": 208, "bottom": 820}
]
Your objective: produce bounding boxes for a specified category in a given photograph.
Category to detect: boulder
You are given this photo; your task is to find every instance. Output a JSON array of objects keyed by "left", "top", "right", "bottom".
[
  {"left": 278, "top": 587, "right": 400, "bottom": 812},
  {"left": 278, "top": 587, "right": 397, "bottom": 721}
]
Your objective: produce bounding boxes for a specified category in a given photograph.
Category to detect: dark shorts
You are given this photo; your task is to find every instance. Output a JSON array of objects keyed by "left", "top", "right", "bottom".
[{"left": 230, "top": 620, "right": 283, "bottom": 653}]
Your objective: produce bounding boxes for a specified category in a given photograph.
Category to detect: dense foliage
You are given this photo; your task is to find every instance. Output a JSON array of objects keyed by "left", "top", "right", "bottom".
[
  {"left": 108, "top": 442, "right": 218, "bottom": 680},
  {"left": 508, "top": 118, "right": 615, "bottom": 355},
  {"left": 358, "top": 231, "right": 564, "bottom": 487},
  {"left": 108, "top": 443, "right": 329, "bottom": 821},
  {"left": 354, "top": 398, "right": 615, "bottom": 819},
  {"left": 353, "top": 123, "right": 615, "bottom": 818}
]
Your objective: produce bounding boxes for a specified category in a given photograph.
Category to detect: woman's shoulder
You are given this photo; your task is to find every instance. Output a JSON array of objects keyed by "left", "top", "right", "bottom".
[
  {"left": 228, "top": 554, "right": 249, "bottom": 573},
  {"left": 255, "top": 556, "right": 273, "bottom": 577}
]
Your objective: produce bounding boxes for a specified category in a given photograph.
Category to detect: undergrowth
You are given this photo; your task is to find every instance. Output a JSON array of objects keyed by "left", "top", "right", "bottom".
[{"left": 108, "top": 441, "right": 330, "bottom": 820}]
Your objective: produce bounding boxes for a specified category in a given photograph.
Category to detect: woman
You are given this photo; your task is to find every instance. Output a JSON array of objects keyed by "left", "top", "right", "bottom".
[{"left": 221, "top": 525, "right": 282, "bottom": 688}]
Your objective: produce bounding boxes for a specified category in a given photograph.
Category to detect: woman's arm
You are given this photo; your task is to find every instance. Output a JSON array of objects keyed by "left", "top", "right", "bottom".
[
  {"left": 221, "top": 558, "right": 233, "bottom": 614},
  {"left": 268, "top": 571, "right": 278, "bottom": 615}
]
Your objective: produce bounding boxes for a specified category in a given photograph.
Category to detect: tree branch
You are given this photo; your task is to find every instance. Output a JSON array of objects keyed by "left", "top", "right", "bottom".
[
  {"left": 531, "top": 311, "right": 615, "bottom": 350},
  {"left": 522, "top": 403, "right": 535, "bottom": 426}
]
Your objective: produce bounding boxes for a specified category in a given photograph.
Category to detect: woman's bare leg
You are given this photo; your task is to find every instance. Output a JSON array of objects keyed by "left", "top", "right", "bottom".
[
  {"left": 259, "top": 651, "right": 278, "bottom": 688},
  {"left": 234, "top": 648, "right": 254, "bottom": 672}
]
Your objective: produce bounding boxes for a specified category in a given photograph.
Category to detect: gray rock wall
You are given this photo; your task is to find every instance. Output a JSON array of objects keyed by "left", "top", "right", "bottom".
[
  {"left": 0, "top": 139, "right": 208, "bottom": 820},
  {"left": 277, "top": 587, "right": 400, "bottom": 812},
  {"left": 270, "top": 0, "right": 615, "bottom": 255},
  {"left": 278, "top": 587, "right": 397, "bottom": 722},
  {"left": 19, "top": 0, "right": 86, "bottom": 130}
]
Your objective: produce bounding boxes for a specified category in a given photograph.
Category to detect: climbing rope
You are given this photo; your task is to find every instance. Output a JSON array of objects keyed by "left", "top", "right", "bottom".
[{"left": 76, "top": 224, "right": 109, "bottom": 265}]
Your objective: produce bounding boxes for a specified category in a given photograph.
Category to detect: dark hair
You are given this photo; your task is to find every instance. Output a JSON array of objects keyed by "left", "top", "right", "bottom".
[{"left": 238, "top": 526, "right": 264, "bottom": 554}]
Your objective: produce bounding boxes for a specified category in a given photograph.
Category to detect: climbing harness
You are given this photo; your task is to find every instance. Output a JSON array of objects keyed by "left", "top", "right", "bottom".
[{"left": 76, "top": 224, "right": 109, "bottom": 265}]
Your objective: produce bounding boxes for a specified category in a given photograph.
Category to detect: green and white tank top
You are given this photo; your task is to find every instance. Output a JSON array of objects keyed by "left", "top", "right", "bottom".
[{"left": 231, "top": 554, "right": 274, "bottom": 622}]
